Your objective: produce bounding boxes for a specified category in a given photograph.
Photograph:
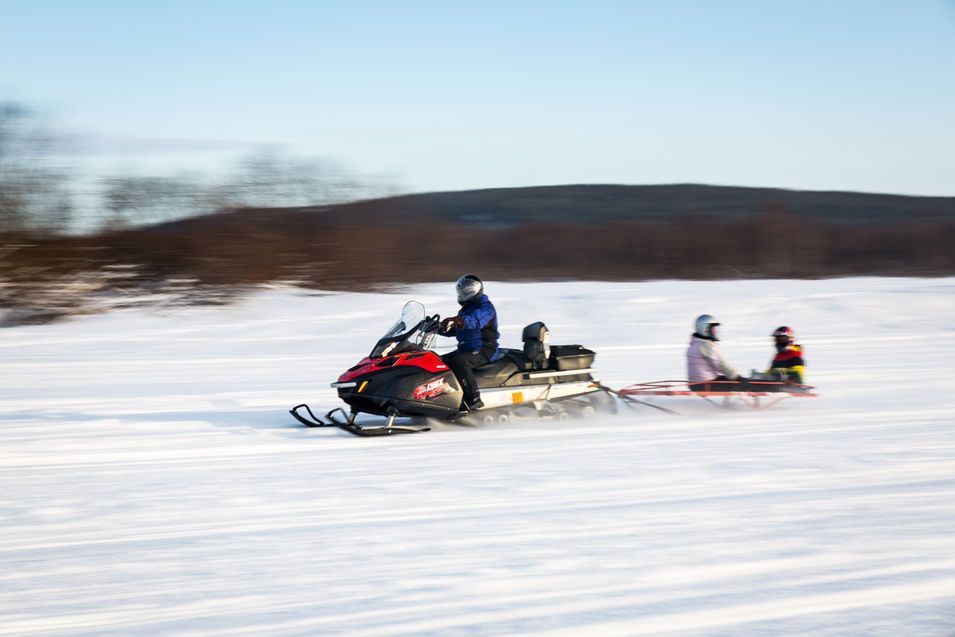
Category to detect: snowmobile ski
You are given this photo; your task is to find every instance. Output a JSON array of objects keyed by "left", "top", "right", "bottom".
[{"left": 290, "top": 405, "right": 430, "bottom": 437}]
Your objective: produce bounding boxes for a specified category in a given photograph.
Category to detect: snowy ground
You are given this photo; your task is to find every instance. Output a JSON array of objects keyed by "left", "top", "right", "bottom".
[{"left": 2, "top": 278, "right": 955, "bottom": 636}]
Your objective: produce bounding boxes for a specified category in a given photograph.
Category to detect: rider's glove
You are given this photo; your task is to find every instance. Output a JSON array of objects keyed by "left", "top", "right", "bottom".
[{"left": 440, "top": 316, "right": 463, "bottom": 333}]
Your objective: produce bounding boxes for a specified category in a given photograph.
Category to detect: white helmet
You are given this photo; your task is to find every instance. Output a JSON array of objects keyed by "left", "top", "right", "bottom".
[
  {"left": 455, "top": 274, "right": 484, "bottom": 305},
  {"left": 694, "top": 314, "right": 720, "bottom": 341}
]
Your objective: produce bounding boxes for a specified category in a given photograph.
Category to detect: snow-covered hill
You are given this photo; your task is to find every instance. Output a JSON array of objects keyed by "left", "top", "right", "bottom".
[{"left": 2, "top": 278, "right": 954, "bottom": 636}]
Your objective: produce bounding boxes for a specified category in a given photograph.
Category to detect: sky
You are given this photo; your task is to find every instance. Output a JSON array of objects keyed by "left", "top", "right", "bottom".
[{"left": 2, "top": 0, "right": 955, "bottom": 196}]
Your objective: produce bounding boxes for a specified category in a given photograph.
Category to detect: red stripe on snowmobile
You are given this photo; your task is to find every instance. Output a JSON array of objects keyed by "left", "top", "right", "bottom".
[{"left": 338, "top": 351, "right": 449, "bottom": 383}]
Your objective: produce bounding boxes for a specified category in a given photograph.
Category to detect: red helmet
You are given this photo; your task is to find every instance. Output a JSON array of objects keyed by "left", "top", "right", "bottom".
[{"left": 772, "top": 326, "right": 795, "bottom": 345}]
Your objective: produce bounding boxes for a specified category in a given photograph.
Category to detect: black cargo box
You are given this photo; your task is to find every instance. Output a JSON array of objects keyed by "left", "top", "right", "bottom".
[{"left": 550, "top": 345, "right": 595, "bottom": 371}]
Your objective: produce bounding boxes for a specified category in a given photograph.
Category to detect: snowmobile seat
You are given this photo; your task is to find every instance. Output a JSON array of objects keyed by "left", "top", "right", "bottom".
[
  {"left": 472, "top": 355, "right": 522, "bottom": 388},
  {"left": 503, "top": 348, "right": 534, "bottom": 371},
  {"left": 522, "top": 321, "right": 551, "bottom": 370}
]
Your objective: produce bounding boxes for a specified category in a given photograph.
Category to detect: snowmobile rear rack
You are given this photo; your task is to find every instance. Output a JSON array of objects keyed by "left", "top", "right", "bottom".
[
  {"left": 290, "top": 405, "right": 430, "bottom": 437},
  {"left": 618, "top": 380, "right": 817, "bottom": 410}
]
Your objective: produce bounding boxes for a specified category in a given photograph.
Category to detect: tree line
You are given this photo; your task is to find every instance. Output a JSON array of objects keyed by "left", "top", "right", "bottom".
[
  {"left": 2, "top": 101, "right": 954, "bottom": 325},
  {"left": 0, "top": 101, "right": 391, "bottom": 234}
]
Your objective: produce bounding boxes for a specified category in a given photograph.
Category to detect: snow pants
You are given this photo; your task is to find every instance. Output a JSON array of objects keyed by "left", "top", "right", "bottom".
[{"left": 442, "top": 350, "right": 489, "bottom": 405}]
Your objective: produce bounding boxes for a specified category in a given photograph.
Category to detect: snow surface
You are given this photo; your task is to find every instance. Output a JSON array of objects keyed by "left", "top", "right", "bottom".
[{"left": 2, "top": 278, "right": 955, "bottom": 636}]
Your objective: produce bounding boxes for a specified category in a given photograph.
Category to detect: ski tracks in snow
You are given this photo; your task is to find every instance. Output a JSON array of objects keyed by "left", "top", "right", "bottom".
[{"left": 2, "top": 278, "right": 955, "bottom": 636}]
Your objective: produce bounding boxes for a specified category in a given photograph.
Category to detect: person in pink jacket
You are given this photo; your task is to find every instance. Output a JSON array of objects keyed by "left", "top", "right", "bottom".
[{"left": 686, "top": 314, "right": 748, "bottom": 391}]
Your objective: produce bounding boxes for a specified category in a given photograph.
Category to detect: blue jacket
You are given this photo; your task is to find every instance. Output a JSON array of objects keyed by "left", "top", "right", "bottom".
[{"left": 446, "top": 294, "right": 501, "bottom": 360}]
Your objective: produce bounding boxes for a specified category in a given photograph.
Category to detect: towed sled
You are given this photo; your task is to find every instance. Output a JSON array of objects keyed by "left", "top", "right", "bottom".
[
  {"left": 291, "top": 301, "right": 615, "bottom": 436},
  {"left": 619, "top": 379, "right": 817, "bottom": 410}
]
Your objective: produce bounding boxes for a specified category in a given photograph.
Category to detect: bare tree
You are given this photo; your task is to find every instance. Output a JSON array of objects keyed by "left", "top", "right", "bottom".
[
  {"left": 101, "top": 174, "right": 203, "bottom": 229},
  {"left": 211, "top": 152, "right": 365, "bottom": 209},
  {"left": 0, "top": 102, "right": 74, "bottom": 234}
]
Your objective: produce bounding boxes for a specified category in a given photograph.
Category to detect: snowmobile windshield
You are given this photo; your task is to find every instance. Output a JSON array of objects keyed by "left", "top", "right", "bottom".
[{"left": 370, "top": 301, "right": 428, "bottom": 358}]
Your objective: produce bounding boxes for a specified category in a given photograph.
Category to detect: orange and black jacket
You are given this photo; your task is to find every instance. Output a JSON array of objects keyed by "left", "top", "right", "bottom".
[{"left": 769, "top": 344, "right": 806, "bottom": 384}]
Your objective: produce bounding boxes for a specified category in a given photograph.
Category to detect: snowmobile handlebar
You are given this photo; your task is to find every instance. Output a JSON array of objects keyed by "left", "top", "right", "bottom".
[{"left": 420, "top": 314, "right": 441, "bottom": 334}]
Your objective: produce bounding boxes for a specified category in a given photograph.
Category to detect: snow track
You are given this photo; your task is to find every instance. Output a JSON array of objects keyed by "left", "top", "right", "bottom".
[{"left": 2, "top": 278, "right": 954, "bottom": 636}]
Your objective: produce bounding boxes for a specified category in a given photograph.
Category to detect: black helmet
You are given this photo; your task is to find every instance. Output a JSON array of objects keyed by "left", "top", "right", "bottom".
[{"left": 455, "top": 274, "right": 484, "bottom": 305}]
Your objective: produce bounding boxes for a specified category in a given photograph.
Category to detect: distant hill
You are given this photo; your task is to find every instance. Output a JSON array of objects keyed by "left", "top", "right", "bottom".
[
  {"left": 3, "top": 183, "right": 954, "bottom": 325},
  {"left": 142, "top": 183, "right": 955, "bottom": 234}
]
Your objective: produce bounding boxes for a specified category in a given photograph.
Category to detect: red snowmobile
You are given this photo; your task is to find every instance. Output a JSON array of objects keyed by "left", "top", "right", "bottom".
[{"left": 290, "top": 301, "right": 615, "bottom": 436}]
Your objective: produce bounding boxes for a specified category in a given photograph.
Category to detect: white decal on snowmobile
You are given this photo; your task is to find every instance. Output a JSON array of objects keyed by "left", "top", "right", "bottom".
[{"left": 413, "top": 377, "right": 449, "bottom": 400}]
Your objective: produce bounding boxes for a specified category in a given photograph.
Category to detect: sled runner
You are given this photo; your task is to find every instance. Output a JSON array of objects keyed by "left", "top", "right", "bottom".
[
  {"left": 618, "top": 379, "right": 817, "bottom": 410},
  {"left": 291, "top": 301, "right": 616, "bottom": 436}
]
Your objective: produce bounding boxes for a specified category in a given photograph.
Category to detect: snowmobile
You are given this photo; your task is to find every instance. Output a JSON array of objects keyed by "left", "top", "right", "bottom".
[{"left": 290, "top": 301, "right": 615, "bottom": 436}]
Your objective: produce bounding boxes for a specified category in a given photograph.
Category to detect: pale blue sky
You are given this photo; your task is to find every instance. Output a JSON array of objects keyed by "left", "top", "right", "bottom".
[{"left": 2, "top": 0, "right": 954, "bottom": 195}]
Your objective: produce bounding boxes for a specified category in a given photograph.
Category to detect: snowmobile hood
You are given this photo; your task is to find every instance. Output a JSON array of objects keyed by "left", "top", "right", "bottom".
[{"left": 338, "top": 351, "right": 448, "bottom": 384}]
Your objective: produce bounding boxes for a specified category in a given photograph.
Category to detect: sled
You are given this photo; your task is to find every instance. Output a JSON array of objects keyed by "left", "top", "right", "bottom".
[{"left": 618, "top": 379, "right": 817, "bottom": 410}]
